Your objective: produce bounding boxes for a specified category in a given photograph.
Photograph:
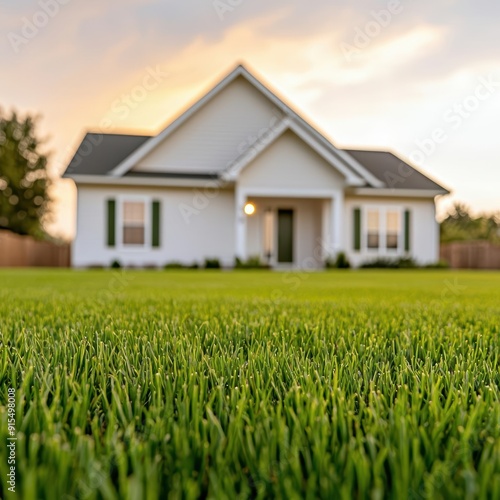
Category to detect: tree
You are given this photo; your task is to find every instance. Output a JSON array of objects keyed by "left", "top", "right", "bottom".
[
  {"left": 0, "top": 110, "right": 51, "bottom": 238},
  {"left": 440, "top": 202, "right": 500, "bottom": 243}
]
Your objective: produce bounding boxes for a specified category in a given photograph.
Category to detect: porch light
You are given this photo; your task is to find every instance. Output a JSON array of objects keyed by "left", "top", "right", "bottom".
[{"left": 244, "top": 203, "right": 256, "bottom": 216}]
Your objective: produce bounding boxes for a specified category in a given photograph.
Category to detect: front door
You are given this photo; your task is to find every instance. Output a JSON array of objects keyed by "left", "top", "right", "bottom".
[{"left": 277, "top": 209, "right": 294, "bottom": 263}]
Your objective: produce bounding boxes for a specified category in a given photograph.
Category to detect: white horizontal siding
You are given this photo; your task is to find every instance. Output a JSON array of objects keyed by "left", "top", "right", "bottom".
[
  {"left": 343, "top": 196, "right": 439, "bottom": 266},
  {"left": 73, "top": 185, "right": 235, "bottom": 267},
  {"left": 238, "top": 130, "right": 345, "bottom": 191},
  {"left": 131, "top": 76, "right": 281, "bottom": 174}
]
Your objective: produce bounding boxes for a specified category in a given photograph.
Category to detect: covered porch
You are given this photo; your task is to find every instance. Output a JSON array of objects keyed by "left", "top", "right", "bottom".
[{"left": 235, "top": 189, "right": 344, "bottom": 269}]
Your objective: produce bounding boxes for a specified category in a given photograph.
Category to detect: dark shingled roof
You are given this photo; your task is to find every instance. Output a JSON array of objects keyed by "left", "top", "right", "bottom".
[
  {"left": 64, "top": 133, "right": 448, "bottom": 193},
  {"left": 344, "top": 149, "right": 448, "bottom": 192},
  {"left": 64, "top": 133, "right": 151, "bottom": 176}
]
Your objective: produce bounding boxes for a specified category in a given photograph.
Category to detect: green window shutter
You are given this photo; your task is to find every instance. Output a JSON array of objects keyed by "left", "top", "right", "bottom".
[
  {"left": 107, "top": 199, "right": 116, "bottom": 247},
  {"left": 404, "top": 209, "right": 411, "bottom": 252},
  {"left": 151, "top": 200, "right": 161, "bottom": 248},
  {"left": 353, "top": 208, "right": 361, "bottom": 251}
]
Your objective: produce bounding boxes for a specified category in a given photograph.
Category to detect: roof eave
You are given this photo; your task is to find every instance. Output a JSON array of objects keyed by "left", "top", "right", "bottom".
[
  {"left": 66, "top": 174, "right": 232, "bottom": 188},
  {"left": 350, "top": 187, "right": 451, "bottom": 198}
]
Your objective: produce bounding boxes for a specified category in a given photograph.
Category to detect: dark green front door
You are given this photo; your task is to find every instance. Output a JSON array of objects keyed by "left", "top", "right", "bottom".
[{"left": 277, "top": 209, "right": 294, "bottom": 263}]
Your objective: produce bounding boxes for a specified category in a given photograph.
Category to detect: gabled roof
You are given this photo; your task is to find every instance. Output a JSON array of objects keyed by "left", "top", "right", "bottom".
[
  {"left": 62, "top": 64, "right": 449, "bottom": 196},
  {"left": 102, "top": 64, "right": 380, "bottom": 186},
  {"left": 222, "top": 117, "right": 365, "bottom": 186},
  {"left": 345, "top": 150, "right": 449, "bottom": 193}
]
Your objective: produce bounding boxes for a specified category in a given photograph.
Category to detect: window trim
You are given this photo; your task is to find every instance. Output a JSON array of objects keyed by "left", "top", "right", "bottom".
[
  {"left": 361, "top": 205, "right": 404, "bottom": 254},
  {"left": 117, "top": 195, "right": 151, "bottom": 250}
]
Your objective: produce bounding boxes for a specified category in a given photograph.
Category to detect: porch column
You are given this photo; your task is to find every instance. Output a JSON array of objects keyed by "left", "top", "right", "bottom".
[
  {"left": 332, "top": 190, "right": 344, "bottom": 254},
  {"left": 321, "top": 199, "right": 333, "bottom": 260},
  {"left": 235, "top": 187, "right": 247, "bottom": 260}
]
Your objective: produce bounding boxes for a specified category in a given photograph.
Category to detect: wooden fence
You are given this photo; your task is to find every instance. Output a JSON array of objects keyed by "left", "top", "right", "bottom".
[
  {"left": 0, "top": 230, "right": 70, "bottom": 267},
  {"left": 440, "top": 241, "right": 500, "bottom": 269}
]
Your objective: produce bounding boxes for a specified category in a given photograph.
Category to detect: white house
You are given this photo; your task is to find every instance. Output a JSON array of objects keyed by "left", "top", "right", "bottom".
[{"left": 64, "top": 64, "right": 449, "bottom": 268}]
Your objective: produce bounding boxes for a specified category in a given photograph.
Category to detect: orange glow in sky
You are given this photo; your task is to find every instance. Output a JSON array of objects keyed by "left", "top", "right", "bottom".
[{"left": 2, "top": 1, "right": 499, "bottom": 239}]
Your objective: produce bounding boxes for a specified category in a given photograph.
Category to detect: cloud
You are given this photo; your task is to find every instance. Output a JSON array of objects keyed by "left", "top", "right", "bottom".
[{"left": 1, "top": 0, "right": 500, "bottom": 238}]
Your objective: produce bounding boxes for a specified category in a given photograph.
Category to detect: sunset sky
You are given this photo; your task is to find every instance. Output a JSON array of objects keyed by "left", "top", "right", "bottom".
[{"left": 2, "top": 0, "right": 499, "bottom": 239}]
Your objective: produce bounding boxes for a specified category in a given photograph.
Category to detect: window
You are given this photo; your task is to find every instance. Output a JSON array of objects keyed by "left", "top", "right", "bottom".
[
  {"left": 386, "top": 211, "right": 400, "bottom": 250},
  {"left": 122, "top": 201, "right": 145, "bottom": 245},
  {"left": 364, "top": 207, "right": 404, "bottom": 252},
  {"left": 367, "top": 210, "right": 380, "bottom": 249}
]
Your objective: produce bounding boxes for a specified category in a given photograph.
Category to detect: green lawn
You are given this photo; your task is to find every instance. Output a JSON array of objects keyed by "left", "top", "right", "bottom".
[{"left": 0, "top": 270, "right": 499, "bottom": 499}]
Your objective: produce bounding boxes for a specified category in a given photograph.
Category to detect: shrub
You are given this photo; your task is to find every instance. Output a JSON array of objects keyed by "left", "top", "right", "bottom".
[
  {"left": 164, "top": 262, "right": 200, "bottom": 270},
  {"left": 110, "top": 259, "right": 122, "bottom": 269},
  {"left": 234, "top": 256, "right": 270, "bottom": 269},
  {"left": 204, "top": 258, "right": 221, "bottom": 269},
  {"left": 397, "top": 257, "right": 418, "bottom": 269},
  {"left": 359, "top": 257, "right": 418, "bottom": 269},
  {"left": 326, "top": 252, "right": 351, "bottom": 269},
  {"left": 164, "top": 262, "right": 187, "bottom": 269},
  {"left": 424, "top": 259, "right": 450, "bottom": 269}
]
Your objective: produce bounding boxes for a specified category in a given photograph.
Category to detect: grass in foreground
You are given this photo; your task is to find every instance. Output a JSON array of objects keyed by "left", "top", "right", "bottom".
[{"left": 0, "top": 270, "right": 499, "bottom": 499}]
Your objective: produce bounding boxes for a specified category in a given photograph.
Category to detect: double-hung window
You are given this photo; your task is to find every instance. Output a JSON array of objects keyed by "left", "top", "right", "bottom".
[
  {"left": 367, "top": 210, "right": 380, "bottom": 249},
  {"left": 365, "top": 207, "right": 402, "bottom": 253},
  {"left": 385, "top": 210, "right": 400, "bottom": 250},
  {"left": 106, "top": 197, "right": 161, "bottom": 249},
  {"left": 353, "top": 206, "right": 410, "bottom": 254},
  {"left": 122, "top": 201, "right": 146, "bottom": 246}
]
